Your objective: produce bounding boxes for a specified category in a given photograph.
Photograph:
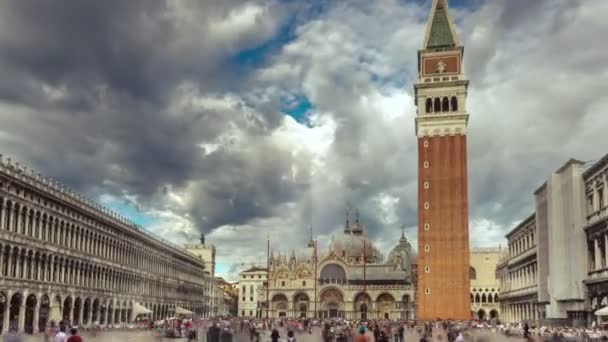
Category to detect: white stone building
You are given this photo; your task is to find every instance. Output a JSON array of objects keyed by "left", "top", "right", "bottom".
[
  {"left": 497, "top": 156, "right": 608, "bottom": 326},
  {"left": 496, "top": 213, "right": 541, "bottom": 323},
  {"left": 583, "top": 153, "right": 608, "bottom": 324},
  {"left": 238, "top": 267, "right": 267, "bottom": 318},
  {"left": 0, "top": 155, "right": 212, "bottom": 334},
  {"left": 258, "top": 215, "right": 416, "bottom": 320},
  {"left": 184, "top": 241, "right": 219, "bottom": 316}
]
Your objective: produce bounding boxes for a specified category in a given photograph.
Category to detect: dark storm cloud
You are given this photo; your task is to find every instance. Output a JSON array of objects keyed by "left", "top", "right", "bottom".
[{"left": 0, "top": 0, "right": 300, "bottom": 235}]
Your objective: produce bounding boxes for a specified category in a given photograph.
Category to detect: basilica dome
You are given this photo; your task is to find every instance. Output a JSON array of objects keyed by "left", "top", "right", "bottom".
[
  {"left": 387, "top": 232, "right": 417, "bottom": 275},
  {"left": 329, "top": 231, "right": 383, "bottom": 263}
]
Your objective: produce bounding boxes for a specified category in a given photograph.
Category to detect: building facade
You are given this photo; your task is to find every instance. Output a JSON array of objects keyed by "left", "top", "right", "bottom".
[
  {"left": 414, "top": 0, "right": 471, "bottom": 320},
  {"left": 217, "top": 277, "right": 238, "bottom": 316},
  {"left": 470, "top": 248, "right": 501, "bottom": 320},
  {"left": 496, "top": 214, "right": 541, "bottom": 324},
  {"left": 238, "top": 267, "right": 267, "bottom": 318},
  {"left": 184, "top": 241, "right": 220, "bottom": 316},
  {"left": 0, "top": 156, "right": 211, "bottom": 334},
  {"left": 583, "top": 154, "right": 608, "bottom": 324},
  {"left": 497, "top": 157, "right": 608, "bottom": 326},
  {"left": 259, "top": 215, "right": 416, "bottom": 320}
]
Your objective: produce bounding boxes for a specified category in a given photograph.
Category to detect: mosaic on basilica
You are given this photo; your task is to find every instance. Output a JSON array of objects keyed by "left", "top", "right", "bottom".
[{"left": 259, "top": 213, "right": 417, "bottom": 320}]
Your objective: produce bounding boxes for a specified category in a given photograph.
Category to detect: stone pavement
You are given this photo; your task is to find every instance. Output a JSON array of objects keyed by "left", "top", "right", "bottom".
[{"left": 9, "top": 327, "right": 525, "bottom": 342}]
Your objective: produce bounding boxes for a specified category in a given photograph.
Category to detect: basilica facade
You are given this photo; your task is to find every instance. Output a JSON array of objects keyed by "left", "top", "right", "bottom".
[{"left": 259, "top": 215, "right": 416, "bottom": 320}]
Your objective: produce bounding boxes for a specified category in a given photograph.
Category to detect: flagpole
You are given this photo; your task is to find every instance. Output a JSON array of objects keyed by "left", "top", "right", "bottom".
[
  {"left": 266, "top": 237, "right": 270, "bottom": 320},
  {"left": 314, "top": 239, "right": 318, "bottom": 319}
]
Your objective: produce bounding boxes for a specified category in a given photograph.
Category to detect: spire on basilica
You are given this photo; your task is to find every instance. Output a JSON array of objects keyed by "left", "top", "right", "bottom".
[
  {"left": 307, "top": 225, "right": 315, "bottom": 248},
  {"left": 344, "top": 207, "right": 351, "bottom": 233},
  {"left": 351, "top": 209, "right": 363, "bottom": 235},
  {"left": 423, "top": 0, "right": 459, "bottom": 49}
]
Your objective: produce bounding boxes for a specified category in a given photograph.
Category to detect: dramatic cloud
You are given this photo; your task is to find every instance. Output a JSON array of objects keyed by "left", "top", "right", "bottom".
[{"left": 0, "top": 0, "right": 606, "bottom": 281}]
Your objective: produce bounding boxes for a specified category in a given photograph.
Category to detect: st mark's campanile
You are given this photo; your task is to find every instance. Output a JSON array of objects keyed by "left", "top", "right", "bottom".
[{"left": 414, "top": 0, "right": 471, "bottom": 320}]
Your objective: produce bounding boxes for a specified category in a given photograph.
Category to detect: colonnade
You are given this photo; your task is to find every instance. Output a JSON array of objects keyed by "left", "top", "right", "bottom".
[
  {"left": 589, "top": 233, "right": 608, "bottom": 271},
  {"left": 500, "top": 302, "right": 542, "bottom": 324},
  {"left": 500, "top": 262, "right": 537, "bottom": 292},
  {"left": 0, "top": 161, "right": 215, "bottom": 334}
]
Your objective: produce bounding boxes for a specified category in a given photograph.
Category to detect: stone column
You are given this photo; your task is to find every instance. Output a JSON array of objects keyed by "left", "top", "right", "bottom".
[
  {"left": 0, "top": 203, "right": 5, "bottom": 230},
  {"left": 596, "top": 238, "right": 602, "bottom": 270},
  {"left": 87, "top": 305, "right": 93, "bottom": 325},
  {"left": 33, "top": 301, "right": 40, "bottom": 334},
  {"left": 604, "top": 234, "right": 608, "bottom": 269},
  {"left": 18, "top": 302, "right": 26, "bottom": 333},
  {"left": 15, "top": 209, "right": 21, "bottom": 234},
  {"left": 78, "top": 303, "right": 84, "bottom": 326},
  {"left": 2, "top": 293, "right": 10, "bottom": 333}
]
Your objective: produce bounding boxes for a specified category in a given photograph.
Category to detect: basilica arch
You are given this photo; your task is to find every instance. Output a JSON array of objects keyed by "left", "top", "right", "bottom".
[
  {"left": 271, "top": 294, "right": 289, "bottom": 318},
  {"left": 376, "top": 293, "right": 396, "bottom": 319},
  {"left": 292, "top": 292, "right": 310, "bottom": 318},
  {"left": 319, "top": 264, "right": 347, "bottom": 285},
  {"left": 353, "top": 292, "right": 372, "bottom": 320},
  {"left": 320, "top": 287, "right": 344, "bottom": 319}
]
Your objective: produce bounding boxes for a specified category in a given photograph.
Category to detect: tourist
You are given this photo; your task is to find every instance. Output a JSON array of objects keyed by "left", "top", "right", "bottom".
[
  {"left": 454, "top": 330, "right": 464, "bottom": 342},
  {"left": 54, "top": 326, "right": 67, "bottom": 342},
  {"left": 207, "top": 322, "right": 221, "bottom": 342},
  {"left": 271, "top": 328, "right": 280, "bottom": 342},
  {"left": 355, "top": 326, "right": 368, "bottom": 342},
  {"left": 378, "top": 330, "right": 389, "bottom": 342},
  {"left": 398, "top": 323, "right": 405, "bottom": 342},
  {"left": 66, "top": 328, "right": 82, "bottom": 342},
  {"left": 221, "top": 326, "right": 233, "bottom": 342},
  {"left": 287, "top": 330, "right": 296, "bottom": 342}
]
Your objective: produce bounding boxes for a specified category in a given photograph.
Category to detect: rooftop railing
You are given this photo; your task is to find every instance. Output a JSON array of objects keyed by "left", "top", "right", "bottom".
[{"left": 0, "top": 153, "right": 200, "bottom": 263}]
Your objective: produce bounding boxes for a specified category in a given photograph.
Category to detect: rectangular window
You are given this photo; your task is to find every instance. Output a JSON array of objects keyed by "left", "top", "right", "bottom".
[
  {"left": 600, "top": 189, "right": 605, "bottom": 209},
  {"left": 250, "top": 297, "right": 253, "bottom": 301},
  {"left": 303, "top": 281, "right": 306, "bottom": 286},
  {"left": 242, "top": 310, "right": 245, "bottom": 316},
  {"left": 242, "top": 285, "right": 246, "bottom": 293},
  {"left": 281, "top": 281, "right": 285, "bottom": 287},
  {"left": 588, "top": 194, "right": 594, "bottom": 213},
  {"left": 250, "top": 310, "right": 253, "bottom": 316},
  {"left": 250, "top": 285, "right": 254, "bottom": 293},
  {"left": 242, "top": 297, "right": 245, "bottom": 302}
]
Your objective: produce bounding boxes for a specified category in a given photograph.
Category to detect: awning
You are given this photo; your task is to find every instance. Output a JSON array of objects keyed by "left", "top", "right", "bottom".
[
  {"left": 595, "top": 306, "right": 608, "bottom": 316},
  {"left": 133, "top": 302, "right": 153, "bottom": 316},
  {"left": 175, "top": 306, "right": 195, "bottom": 315}
]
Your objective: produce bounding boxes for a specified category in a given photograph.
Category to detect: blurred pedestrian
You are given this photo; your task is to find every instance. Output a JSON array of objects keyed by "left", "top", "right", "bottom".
[{"left": 66, "top": 328, "right": 82, "bottom": 342}]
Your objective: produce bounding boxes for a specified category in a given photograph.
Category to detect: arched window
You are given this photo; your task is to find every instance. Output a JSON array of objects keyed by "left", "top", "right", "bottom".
[
  {"left": 474, "top": 293, "right": 480, "bottom": 303},
  {"left": 494, "top": 293, "right": 499, "bottom": 303},
  {"left": 470, "top": 266, "right": 477, "bottom": 280},
  {"left": 481, "top": 293, "right": 487, "bottom": 303},
  {"left": 425, "top": 98, "right": 433, "bottom": 113},
  {"left": 450, "top": 96, "right": 458, "bottom": 111},
  {"left": 442, "top": 97, "right": 449, "bottom": 112},
  {"left": 320, "top": 264, "right": 347, "bottom": 285},
  {"left": 434, "top": 98, "right": 441, "bottom": 112}
]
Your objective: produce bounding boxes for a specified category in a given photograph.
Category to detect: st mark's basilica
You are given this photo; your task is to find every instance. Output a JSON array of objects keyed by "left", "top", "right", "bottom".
[{"left": 260, "top": 212, "right": 417, "bottom": 320}]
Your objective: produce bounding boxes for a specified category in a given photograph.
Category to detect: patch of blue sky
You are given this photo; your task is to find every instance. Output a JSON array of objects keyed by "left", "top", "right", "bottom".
[
  {"left": 216, "top": 263, "right": 230, "bottom": 275},
  {"left": 232, "top": 1, "right": 332, "bottom": 69},
  {"left": 280, "top": 94, "right": 313, "bottom": 126},
  {"left": 101, "top": 197, "right": 157, "bottom": 228}
]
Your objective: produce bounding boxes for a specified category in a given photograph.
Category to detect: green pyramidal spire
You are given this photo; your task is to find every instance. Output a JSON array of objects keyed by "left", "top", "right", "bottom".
[{"left": 425, "top": 0, "right": 457, "bottom": 49}]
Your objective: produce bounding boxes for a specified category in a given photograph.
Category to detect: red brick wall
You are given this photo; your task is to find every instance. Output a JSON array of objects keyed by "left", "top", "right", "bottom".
[{"left": 416, "top": 134, "right": 471, "bottom": 320}]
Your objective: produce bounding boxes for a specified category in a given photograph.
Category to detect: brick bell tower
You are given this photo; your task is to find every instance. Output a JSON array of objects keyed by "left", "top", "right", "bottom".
[{"left": 414, "top": 0, "right": 471, "bottom": 320}]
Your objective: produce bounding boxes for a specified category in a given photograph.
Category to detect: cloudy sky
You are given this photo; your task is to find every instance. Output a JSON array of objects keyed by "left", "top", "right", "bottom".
[{"left": 1, "top": 0, "right": 606, "bottom": 281}]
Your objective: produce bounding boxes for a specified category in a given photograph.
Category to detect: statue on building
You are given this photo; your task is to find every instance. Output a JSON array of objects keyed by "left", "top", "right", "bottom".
[{"left": 200, "top": 233, "right": 205, "bottom": 245}]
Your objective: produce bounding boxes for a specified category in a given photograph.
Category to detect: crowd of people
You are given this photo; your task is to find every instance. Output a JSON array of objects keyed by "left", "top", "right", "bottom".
[{"left": 4, "top": 316, "right": 608, "bottom": 341}]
